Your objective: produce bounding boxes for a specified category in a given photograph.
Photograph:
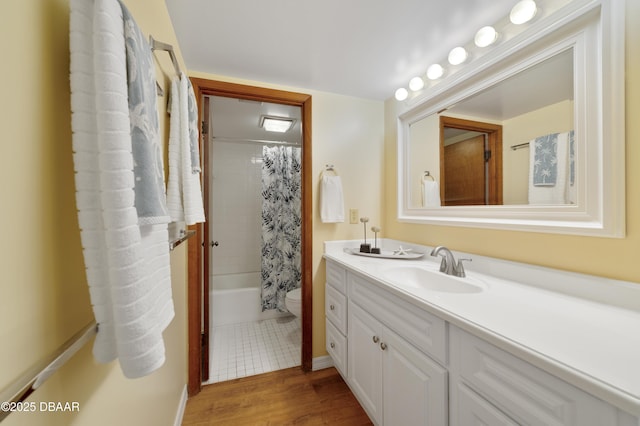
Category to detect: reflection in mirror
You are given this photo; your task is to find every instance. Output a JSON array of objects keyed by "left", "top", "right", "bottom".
[
  {"left": 409, "top": 48, "right": 574, "bottom": 208},
  {"left": 398, "top": 1, "right": 625, "bottom": 237}
]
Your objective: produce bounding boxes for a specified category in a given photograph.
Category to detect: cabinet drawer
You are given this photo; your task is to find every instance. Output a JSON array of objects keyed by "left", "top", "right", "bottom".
[
  {"left": 326, "top": 261, "right": 347, "bottom": 294},
  {"left": 452, "top": 327, "right": 617, "bottom": 426},
  {"left": 326, "top": 284, "right": 347, "bottom": 335},
  {"left": 326, "top": 320, "right": 347, "bottom": 377},
  {"left": 349, "top": 272, "right": 447, "bottom": 365}
]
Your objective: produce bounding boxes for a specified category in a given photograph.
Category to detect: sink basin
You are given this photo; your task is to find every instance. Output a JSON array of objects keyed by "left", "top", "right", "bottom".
[{"left": 381, "top": 266, "right": 486, "bottom": 294}]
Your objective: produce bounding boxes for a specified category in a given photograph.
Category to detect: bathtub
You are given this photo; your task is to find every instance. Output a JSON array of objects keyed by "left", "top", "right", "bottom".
[{"left": 210, "top": 272, "right": 289, "bottom": 326}]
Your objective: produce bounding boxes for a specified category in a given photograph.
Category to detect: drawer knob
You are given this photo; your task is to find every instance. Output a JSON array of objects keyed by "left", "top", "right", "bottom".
[
  {"left": 372, "top": 336, "right": 380, "bottom": 343},
  {"left": 330, "top": 304, "right": 335, "bottom": 310},
  {"left": 380, "top": 342, "right": 387, "bottom": 351},
  {"left": 330, "top": 342, "right": 335, "bottom": 349}
]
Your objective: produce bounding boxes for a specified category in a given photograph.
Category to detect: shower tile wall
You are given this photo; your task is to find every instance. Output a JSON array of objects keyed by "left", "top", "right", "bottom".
[{"left": 210, "top": 141, "right": 263, "bottom": 277}]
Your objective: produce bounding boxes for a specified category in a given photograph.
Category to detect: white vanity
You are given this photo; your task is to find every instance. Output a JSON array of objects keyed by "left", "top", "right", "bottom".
[{"left": 324, "top": 240, "right": 640, "bottom": 426}]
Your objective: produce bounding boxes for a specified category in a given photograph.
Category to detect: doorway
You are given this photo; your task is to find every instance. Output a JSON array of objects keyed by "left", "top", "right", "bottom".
[
  {"left": 187, "top": 78, "right": 312, "bottom": 396},
  {"left": 440, "top": 116, "right": 503, "bottom": 205},
  {"left": 207, "top": 95, "right": 302, "bottom": 383}
]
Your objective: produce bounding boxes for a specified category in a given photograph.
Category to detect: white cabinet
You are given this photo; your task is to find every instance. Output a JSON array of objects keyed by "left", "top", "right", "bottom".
[
  {"left": 325, "top": 262, "right": 348, "bottom": 376},
  {"left": 324, "top": 258, "right": 639, "bottom": 426},
  {"left": 450, "top": 326, "right": 621, "bottom": 426},
  {"left": 348, "top": 292, "right": 447, "bottom": 426}
]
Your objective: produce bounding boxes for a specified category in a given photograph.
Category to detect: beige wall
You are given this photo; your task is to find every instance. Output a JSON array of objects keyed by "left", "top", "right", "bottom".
[
  {"left": 384, "top": 0, "right": 640, "bottom": 284},
  {"left": 1, "top": 1, "right": 188, "bottom": 425},
  {"left": 189, "top": 70, "right": 385, "bottom": 359}
]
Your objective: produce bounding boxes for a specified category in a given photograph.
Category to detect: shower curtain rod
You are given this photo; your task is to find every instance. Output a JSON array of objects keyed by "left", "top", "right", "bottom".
[{"left": 212, "top": 137, "right": 301, "bottom": 147}]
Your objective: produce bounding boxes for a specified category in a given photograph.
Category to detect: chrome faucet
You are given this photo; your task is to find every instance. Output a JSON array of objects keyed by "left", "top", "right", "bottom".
[{"left": 430, "top": 246, "right": 471, "bottom": 277}]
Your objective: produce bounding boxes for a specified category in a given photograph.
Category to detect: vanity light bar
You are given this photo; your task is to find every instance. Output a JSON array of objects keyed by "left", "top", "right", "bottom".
[{"left": 394, "top": 1, "right": 537, "bottom": 101}]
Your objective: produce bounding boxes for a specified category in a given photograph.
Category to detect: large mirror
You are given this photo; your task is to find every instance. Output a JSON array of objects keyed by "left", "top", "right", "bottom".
[{"left": 397, "top": 0, "right": 625, "bottom": 237}]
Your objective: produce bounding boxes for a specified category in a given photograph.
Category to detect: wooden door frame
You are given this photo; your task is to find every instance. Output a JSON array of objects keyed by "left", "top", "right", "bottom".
[
  {"left": 439, "top": 116, "right": 503, "bottom": 205},
  {"left": 187, "top": 77, "right": 313, "bottom": 396}
]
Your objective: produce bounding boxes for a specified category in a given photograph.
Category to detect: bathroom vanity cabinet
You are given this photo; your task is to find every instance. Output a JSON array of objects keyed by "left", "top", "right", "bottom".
[{"left": 324, "top": 246, "right": 640, "bottom": 426}]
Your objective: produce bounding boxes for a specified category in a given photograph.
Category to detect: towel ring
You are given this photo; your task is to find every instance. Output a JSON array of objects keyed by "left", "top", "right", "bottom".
[
  {"left": 423, "top": 171, "right": 435, "bottom": 181},
  {"left": 322, "top": 164, "right": 339, "bottom": 177}
]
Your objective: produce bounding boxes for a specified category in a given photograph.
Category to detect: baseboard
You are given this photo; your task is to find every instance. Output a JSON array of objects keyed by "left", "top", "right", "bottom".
[
  {"left": 173, "top": 384, "right": 188, "bottom": 426},
  {"left": 312, "top": 355, "right": 334, "bottom": 371}
]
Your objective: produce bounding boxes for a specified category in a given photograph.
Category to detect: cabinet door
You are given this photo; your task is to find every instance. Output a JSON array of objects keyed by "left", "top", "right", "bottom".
[
  {"left": 348, "top": 301, "right": 383, "bottom": 424},
  {"left": 456, "top": 383, "right": 519, "bottom": 426},
  {"left": 382, "top": 326, "right": 448, "bottom": 426}
]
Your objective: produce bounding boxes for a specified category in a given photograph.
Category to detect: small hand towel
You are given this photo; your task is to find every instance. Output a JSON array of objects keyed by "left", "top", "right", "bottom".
[
  {"left": 166, "top": 74, "right": 206, "bottom": 225},
  {"left": 320, "top": 175, "right": 344, "bottom": 223},
  {"left": 528, "top": 131, "right": 570, "bottom": 205},
  {"left": 421, "top": 179, "right": 441, "bottom": 207}
]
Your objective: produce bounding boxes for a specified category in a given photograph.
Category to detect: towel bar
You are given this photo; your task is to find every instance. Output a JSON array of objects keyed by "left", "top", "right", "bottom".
[
  {"left": 149, "top": 35, "right": 182, "bottom": 97},
  {"left": 510, "top": 141, "right": 530, "bottom": 150},
  {"left": 0, "top": 321, "right": 98, "bottom": 422}
]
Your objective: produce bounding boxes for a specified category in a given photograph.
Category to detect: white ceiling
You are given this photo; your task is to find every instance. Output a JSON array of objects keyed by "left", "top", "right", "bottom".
[
  {"left": 209, "top": 96, "right": 302, "bottom": 144},
  {"left": 164, "top": 0, "right": 520, "bottom": 100}
]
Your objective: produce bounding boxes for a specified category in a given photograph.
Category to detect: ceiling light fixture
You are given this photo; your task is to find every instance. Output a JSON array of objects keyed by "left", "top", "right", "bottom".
[
  {"left": 260, "top": 115, "right": 295, "bottom": 133},
  {"left": 395, "top": 88, "right": 409, "bottom": 101},
  {"left": 474, "top": 26, "right": 498, "bottom": 47},
  {"left": 427, "top": 64, "right": 444, "bottom": 80},
  {"left": 510, "top": 0, "right": 537, "bottom": 25},
  {"left": 448, "top": 47, "right": 468, "bottom": 65},
  {"left": 409, "top": 77, "right": 425, "bottom": 92}
]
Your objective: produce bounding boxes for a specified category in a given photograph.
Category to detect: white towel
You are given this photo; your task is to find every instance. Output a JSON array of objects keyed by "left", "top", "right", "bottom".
[
  {"left": 320, "top": 175, "right": 344, "bottom": 223},
  {"left": 70, "top": 0, "right": 173, "bottom": 378},
  {"left": 166, "top": 74, "right": 206, "bottom": 225},
  {"left": 528, "top": 131, "right": 570, "bottom": 205},
  {"left": 421, "top": 179, "right": 441, "bottom": 207}
]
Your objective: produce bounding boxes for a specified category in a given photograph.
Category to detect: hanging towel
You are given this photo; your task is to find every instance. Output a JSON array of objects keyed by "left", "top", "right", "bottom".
[
  {"left": 187, "top": 79, "right": 202, "bottom": 173},
  {"left": 122, "top": 2, "right": 170, "bottom": 225},
  {"left": 320, "top": 175, "right": 344, "bottom": 223},
  {"left": 421, "top": 179, "right": 441, "bottom": 207},
  {"left": 528, "top": 131, "right": 570, "bottom": 205},
  {"left": 166, "top": 74, "right": 206, "bottom": 225},
  {"left": 70, "top": 0, "right": 173, "bottom": 378}
]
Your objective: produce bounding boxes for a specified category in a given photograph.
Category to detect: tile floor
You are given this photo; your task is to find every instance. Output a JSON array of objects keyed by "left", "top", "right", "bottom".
[{"left": 206, "top": 315, "right": 301, "bottom": 384}]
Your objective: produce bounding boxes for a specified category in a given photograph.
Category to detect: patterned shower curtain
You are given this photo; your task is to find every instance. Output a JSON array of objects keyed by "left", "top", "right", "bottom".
[{"left": 261, "top": 145, "right": 302, "bottom": 312}]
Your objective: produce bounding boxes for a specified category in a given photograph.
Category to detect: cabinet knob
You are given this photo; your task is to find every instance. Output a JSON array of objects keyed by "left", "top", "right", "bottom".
[
  {"left": 380, "top": 342, "right": 387, "bottom": 351},
  {"left": 372, "top": 336, "right": 380, "bottom": 343},
  {"left": 330, "top": 304, "right": 335, "bottom": 310},
  {"left": 330, "top": 342, "right": 335, "bottom": 349}
]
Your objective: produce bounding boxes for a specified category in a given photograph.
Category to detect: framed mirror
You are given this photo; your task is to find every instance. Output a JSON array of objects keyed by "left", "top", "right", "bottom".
[{"left": 397, "top": 0, "right": 625, "bottom": 237}]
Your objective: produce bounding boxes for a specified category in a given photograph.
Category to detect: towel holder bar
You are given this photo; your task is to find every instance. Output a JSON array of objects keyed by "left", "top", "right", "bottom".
[
  {"left": 0, "top": 320, "right": 98, "bottom": 422},
  {"left": 149, "top": 35, "right": 182, "bottom": 97},
  {"left": 510, "top": 141, "right": 530, "bottom": 150}
]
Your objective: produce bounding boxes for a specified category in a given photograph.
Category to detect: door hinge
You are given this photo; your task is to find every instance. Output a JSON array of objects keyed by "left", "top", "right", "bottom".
[
  {"left": 201, "top": 121, "right": 207, "bottom": 134},
  {"left": 484, "top": 150, "right": 492, "bottom": 162}
]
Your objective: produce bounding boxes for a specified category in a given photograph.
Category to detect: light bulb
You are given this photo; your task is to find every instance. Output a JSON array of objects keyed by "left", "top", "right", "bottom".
[
  {"left": 510, "top": 0, "right": 537, "bottom": 25},
  {"left": 395, "top": 87, "right": 409, "bottom": 101},
  {"left": 409, "top": 77, "right": 424, "bottom": 91},
  {"left": 426, "top": 64, "right": 444, "bottom": 80},
  {"left": 448, "top": 47, "right": 468, "bottom": 65},
  {"left": 475, "top": 26, "right": 498, "bottom": 47}
]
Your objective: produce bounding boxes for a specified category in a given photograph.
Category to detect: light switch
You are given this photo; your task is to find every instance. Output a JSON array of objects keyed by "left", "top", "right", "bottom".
[{"left": 349, "top": 209, "right": 359, "bottom": 224}]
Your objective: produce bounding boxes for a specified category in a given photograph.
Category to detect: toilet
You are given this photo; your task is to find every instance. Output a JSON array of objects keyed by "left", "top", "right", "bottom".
[{"left": 285, "top": 288, "right": 302, "bottom": 318}]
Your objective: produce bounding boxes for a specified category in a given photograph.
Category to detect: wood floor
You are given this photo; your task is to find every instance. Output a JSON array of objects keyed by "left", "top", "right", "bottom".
[{"left": 182, "top": 367, "right": 372, "bottom": 425}]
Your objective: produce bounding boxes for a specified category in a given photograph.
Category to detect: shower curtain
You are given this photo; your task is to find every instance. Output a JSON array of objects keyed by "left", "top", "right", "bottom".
[{"left": 261, "top": 145, "right": 302, "bottom": 312}]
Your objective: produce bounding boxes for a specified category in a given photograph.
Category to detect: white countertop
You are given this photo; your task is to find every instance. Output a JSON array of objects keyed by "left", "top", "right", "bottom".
[{"left": 324, "top": 239, "right": 640, "bottom": 416}]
